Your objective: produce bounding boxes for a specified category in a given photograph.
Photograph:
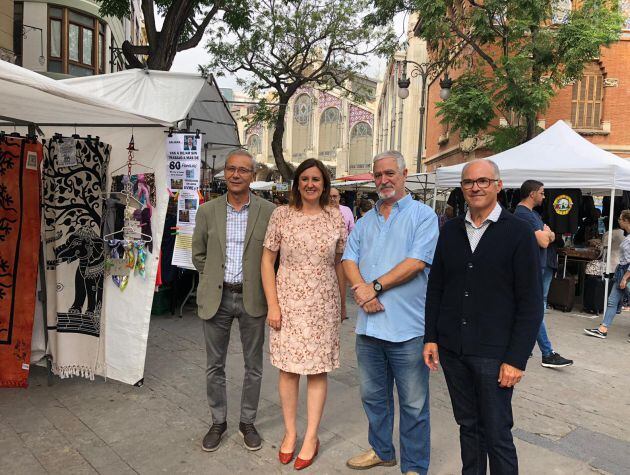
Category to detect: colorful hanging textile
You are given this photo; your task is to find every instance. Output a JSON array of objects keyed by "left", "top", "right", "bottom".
[
  {"left": 43, "top": 137, "right": 110, "bottom": 379},
  {"left": 0, "top": 137, "right": 42, "bottom": 387},
  {"left": 111, "top": 173, "right": 155, "bottom": 252}
]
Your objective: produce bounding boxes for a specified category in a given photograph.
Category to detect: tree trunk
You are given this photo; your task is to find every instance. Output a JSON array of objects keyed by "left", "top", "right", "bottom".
[
  {"left": 525, "top": 114, "right": 536, "bottom": 142},
  {"left": 272, "top": 104, "right": 293, "bottom": 182}
]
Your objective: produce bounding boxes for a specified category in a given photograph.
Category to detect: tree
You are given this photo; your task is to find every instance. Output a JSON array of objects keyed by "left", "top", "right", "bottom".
[
  {"left": 369, "top": 0, "right": 623, "bottom": 147},
  {"left": 97, "top": 0, "right": 250, "bottom": 70},
  {"left": 205, "top": 0, "right": 396, "bottom": 180}
]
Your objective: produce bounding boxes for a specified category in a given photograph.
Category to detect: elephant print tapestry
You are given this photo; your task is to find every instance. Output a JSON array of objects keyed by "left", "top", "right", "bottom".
[
  {"left": 0, "top": 137, "right": 42, "bottom": 388},
  {"left": 43, "top": 138, "right": 110, "bottom": 379}
]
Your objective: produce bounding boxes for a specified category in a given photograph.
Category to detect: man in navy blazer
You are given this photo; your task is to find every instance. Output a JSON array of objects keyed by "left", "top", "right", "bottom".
[{"left": 423, "top": 159, "right": 543, "bottom": 475}]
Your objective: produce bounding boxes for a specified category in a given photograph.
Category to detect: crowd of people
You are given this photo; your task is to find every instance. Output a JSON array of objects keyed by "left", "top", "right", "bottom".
[{"left": 191, "top": 148, "right": 622, "bottom": 475}]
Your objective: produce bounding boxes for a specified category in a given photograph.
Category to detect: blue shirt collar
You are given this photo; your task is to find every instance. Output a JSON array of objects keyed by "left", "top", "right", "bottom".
[{"left": 375, "top": 193, "right": 412, "bottom": 214}]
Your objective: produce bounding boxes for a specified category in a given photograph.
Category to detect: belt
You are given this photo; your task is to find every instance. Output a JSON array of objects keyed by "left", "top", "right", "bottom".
[{"left": 223, "top": 282, "right": 243, "bottom": 293}]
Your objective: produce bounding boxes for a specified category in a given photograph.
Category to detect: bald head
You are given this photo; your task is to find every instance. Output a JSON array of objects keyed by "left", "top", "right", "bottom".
[{"left": 461, "top": 159, "right": 500, "bottom": 181}]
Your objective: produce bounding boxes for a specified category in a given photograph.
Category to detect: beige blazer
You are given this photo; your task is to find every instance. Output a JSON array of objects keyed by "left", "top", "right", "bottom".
[{"left": 192, "top": 193, "right": 275, "bottom": 319}]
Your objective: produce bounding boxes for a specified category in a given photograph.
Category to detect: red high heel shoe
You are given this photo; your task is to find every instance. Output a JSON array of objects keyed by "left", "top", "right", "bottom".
[
  {"left": 278, "top": 435, "right": 296, "bottom": 464},
  {"left": 278, "top": 449, "right": 295, "bottom": 465},
  {"left": 294, "top": 439, "right": 319, "bottom": 471}
]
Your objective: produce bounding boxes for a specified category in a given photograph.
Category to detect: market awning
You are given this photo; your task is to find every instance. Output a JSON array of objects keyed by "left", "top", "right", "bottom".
[{"left": 0, "top": 60, "right": 169, "bottom": 127}]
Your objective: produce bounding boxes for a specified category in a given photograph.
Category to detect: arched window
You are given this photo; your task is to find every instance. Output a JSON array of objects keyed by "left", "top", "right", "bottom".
[
  {"left": 349, "top": 122, "right": 373, "bottom": 173},
  {"left": 318, "top": 107, "right": 341, "bottom": 160},
  {"left": 247, "top": 134, "right": 261, "bottom": 156},
  {"left": 571, "top": 63, "right": 604, "bottom": 129},
  {"left": 292, "top": 94, "right": 312, "bottom": 161}
]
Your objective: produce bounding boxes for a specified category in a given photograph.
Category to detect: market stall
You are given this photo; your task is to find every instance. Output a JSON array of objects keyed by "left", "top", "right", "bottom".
[
  {"left": 436, "top": 120, "right": 630, "bottom": 311},
  {"left": 0, "top": 60, "right": 239, "bottom": 386}
]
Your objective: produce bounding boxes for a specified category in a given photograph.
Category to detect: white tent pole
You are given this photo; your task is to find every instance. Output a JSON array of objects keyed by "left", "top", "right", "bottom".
[
  {"left": 604, "top": 187, "right": 616, "bottom": 313},
  {"left": 432, "top": 178, "right": 438, "bottom": 211}
]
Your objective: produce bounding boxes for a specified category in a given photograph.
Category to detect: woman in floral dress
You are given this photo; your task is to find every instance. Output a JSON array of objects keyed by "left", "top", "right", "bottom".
[{"left": 261, "top": 158, "right": 347, "bottom": 470}]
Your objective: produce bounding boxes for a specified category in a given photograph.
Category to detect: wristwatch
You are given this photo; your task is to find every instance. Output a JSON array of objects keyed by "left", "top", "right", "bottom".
[{"left": 372, "top": 279, "right": 383, "bottom": 294}]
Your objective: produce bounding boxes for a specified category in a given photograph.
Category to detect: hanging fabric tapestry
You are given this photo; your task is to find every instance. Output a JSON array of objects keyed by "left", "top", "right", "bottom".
[
  {"left": 0, "top": 137, "right": 42, "bottom": 387},
  {"left": 43, "top": 137, "right": 110, "bottom": 379}
]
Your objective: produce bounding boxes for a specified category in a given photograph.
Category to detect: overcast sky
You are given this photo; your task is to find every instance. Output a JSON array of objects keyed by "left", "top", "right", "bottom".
[{"left": 164, "top": 12, "right": 408, "bottom": 93}]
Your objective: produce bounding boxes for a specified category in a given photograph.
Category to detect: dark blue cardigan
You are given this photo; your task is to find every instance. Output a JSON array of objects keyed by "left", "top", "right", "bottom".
[{"left": 424, "top": 209, "right": 544, "bottom": 370}]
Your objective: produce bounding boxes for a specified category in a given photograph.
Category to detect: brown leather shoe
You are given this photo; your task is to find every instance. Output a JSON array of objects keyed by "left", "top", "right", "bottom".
[{"left": 346, "top": 448, "right": 396, "bottom": 470}]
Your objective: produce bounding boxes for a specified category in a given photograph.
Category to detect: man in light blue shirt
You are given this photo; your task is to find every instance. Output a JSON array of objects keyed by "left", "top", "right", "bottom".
[{"left": 343, "top": 151, "right": 438, "bottom": 475}]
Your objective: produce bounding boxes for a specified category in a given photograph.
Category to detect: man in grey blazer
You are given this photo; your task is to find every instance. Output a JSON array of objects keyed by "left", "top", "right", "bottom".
[{"left": 192, "top": 149, "right": 275, "bottom": 453}]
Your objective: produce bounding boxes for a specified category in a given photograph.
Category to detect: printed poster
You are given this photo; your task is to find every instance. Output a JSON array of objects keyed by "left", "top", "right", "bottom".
[
  {"left": 166, "top": 133, "right": 201, "bottom": 192},
  {"left": 171, "top": 190, "right": 199, "bottom": 270}
]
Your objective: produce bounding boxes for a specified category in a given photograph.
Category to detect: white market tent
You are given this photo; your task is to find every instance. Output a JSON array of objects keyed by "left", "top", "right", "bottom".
[
  {"left": 436, "top": 119, "right": 630, "bottom": 307},
  {"left": 61, "top": 68, "right": 240, "bottom": 171},
  {"left": 0, "top": 60, "right": 240, "bottom": 385},
  {"left": 436, "top": 120, "right": 630, "bottom": 191},
  {"left": 334, "top": 172, "right": 444, "bottom": 208}
]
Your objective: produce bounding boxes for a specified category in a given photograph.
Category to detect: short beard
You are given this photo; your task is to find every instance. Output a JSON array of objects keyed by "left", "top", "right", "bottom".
[{"left": 377, "top": 188, "right": 395, "bottom": 200}]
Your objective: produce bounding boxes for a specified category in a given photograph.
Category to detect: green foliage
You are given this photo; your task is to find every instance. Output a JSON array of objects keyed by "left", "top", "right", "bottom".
[
  {"left": 487, "top": 125, "right": 527, "bottom": 153},
  {"left": 371, "top": 0, "right": 624, "bottom": 142},
  {"left": 206, "top": 0, "right": 397, "bottom": 179},
  {"left": 436, "top": 71, "right": 495, "bottom": 138}
]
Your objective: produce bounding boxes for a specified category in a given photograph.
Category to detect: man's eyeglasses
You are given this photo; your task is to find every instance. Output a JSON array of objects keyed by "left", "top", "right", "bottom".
[
  {"left": 225, "top": 166, "right": 253, "bottom": 175},
  {"left": 460, "top": 178, "right": 499, "bottom": 190}
]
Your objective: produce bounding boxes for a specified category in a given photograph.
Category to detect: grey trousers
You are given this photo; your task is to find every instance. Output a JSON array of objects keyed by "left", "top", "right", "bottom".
[{"left": 203, "top": 289, "right": 266, "bottom": 425}]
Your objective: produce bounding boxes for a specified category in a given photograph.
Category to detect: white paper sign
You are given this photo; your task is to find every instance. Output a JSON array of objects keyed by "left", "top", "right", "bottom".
[
  {"left": 57, "top": 140, "right": 77, "bottom": 167},
  {"left": 166, "top": 134, "right": 201, "bottom": 191}
]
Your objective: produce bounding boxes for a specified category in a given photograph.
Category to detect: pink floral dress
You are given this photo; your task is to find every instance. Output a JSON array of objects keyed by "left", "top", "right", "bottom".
[{"left": 263, "top": 205, "right": 347, "bottom": 374}]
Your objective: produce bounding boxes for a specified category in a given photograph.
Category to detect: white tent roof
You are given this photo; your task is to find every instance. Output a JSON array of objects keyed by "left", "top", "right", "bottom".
[
  {"left": 0, "top": 60, "right": 168, "bottom": 126},
  {"left": 60, "top": 69, "right": 240, "bottom": 169},
  {"left": 436, "top": 120, "right": 630, "bottom": 191}
]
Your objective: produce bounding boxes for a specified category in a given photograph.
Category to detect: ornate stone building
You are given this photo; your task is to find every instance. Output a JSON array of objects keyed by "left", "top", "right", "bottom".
[
  {"left": 232, "top": 82, "right": 377, "bottom": 180},
  {"left": 374, "top": 14, "right": 430, "bottom": 172}
]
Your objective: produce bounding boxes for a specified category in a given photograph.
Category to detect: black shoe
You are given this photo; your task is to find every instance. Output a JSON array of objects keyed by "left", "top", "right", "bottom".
[
  {"left": 541, "top": 352, "right": 573, "bottom": 368},
  {"left": 584, "top": 328, "right": 607, "bottom": 339},
  {"left": 239, "top": 422, "right": 262, "bottom": 451},
  {"left": 202, "top": 422, "right": 227, "bottom": 452}
]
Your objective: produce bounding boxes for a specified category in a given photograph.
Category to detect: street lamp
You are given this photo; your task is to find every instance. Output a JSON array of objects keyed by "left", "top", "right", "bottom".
[{"left": 397, "top": 60, "right": 452, "bottom": 173}]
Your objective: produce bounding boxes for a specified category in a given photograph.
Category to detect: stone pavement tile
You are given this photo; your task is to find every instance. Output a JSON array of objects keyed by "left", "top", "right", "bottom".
[
  {"left": 0, "top": 416, "right": 47, "bottom": 475},
  {"left": 109, "top": 428, "right": 233, "bottom": 475},
  {"left": 17, "top": 427, "right": 98, "bottom": 474}
]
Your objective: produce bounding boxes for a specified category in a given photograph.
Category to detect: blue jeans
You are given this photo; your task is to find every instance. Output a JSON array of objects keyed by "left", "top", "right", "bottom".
[
  {"left": 440, "top": 346, "right": 518, "bottom": 475},
  {"left": 537, "top": 267, "right": 554, "bottom": 357},
  {"left": 603, "top": 281, "right": 629, "bottom": 328},
  {"left": 356, "top": 335, "right": 430, "bottom": 474}
]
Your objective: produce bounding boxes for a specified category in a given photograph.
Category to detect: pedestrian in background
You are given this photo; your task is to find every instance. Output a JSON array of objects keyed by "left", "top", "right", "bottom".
[
  {"left": 424, "top": 159, "right": 543, "bottom": 475},
  {"left": 585, "top": 210, "right": 630, "bottom": 340},
  {"left": 514, "top": 180, "right": 573, "bottom": 368},
  {"left": 261, "top": 158, "right": 347, "bottom": 470},
  {"left": 330, "top": 187, "right": 355, "bottom": 234}
]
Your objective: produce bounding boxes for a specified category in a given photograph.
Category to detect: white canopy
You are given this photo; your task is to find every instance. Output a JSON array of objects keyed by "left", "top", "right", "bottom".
[
  {"left": 0, "top": 60, "right": 167, "bottom": 126},
  {"left": 436, "top": 120, "right": 630, "bottom": 191},
  {"left": 250, "top": 181, "right": 274, "bottom": 191},
  {"left": 61, "top": 69, "right": 240, "bottom": 171}
]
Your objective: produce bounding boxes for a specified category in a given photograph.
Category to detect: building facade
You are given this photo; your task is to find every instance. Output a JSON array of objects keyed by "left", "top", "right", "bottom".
[
  {"left": 232, "top": 82, "right": 377, "bottom": 180},
  {"left": 1, "top": 0, "right": 16, "bottom": 62},
  {"left": 423, "top": 4, "right": 630, "bottom": 171},
  {"left": 12, "top": 0, "right": 146, "bottom": 78},
  {"left": 374, "top": 14, "right": 430, "bottom": 172}
]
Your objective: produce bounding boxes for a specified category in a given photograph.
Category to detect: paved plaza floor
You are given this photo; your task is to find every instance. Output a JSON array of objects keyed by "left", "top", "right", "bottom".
[{"left": 1, "top": 297, "right": 630, "bottom": 474}]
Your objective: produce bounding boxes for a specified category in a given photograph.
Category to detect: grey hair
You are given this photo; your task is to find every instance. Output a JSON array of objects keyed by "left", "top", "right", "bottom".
[
  {"left": 461, "top": 159, "right": 500, "bottom": 180},
  {"left": 226, "top": 148, "right": 257, "bottom": 169},
  {"left": 373, "top": 150, "right": 406, "bottom": 172}
]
